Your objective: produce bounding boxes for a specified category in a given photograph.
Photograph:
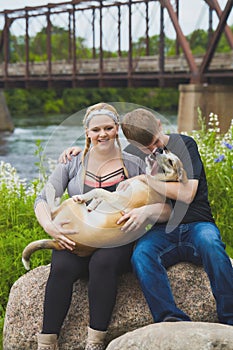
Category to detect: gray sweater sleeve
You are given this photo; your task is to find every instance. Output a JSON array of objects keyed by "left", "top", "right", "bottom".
[{"left": 34, "top": 153, "right": 83, "bottom": 209}]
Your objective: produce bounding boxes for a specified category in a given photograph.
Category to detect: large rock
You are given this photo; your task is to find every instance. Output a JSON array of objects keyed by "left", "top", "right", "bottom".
[
  {"left": 3, "top": 262, "right": 218, "bottom": 350},
  {"left": 106, "top": 322, "right": 233, "bottom": 350}
]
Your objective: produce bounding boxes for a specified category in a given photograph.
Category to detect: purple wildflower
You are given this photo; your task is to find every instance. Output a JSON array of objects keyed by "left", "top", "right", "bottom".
[
  {"left": 214, "top": 154, "right": 225, "bottom": 163},
  {"left": 223, "top": 142, "right": 233, "bottom": 150}
]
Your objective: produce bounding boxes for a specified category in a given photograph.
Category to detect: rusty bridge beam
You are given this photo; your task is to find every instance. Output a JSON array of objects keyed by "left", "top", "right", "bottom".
[
  {"left": 25, "top": 10, "right": 29, "bottom": 81},
  {"left": 72, "top": 4, "right": 77, "bottom": 87},
  {"left": 204, "top": 0, "right": 233, "bottom": 49},
  {"left": 3, "top": 14, "right": 14, "bottom": 79},
  {"left": 199, "top": 0, "right": 233, "bottom": 78},
  {"left": 46, "top": 7, "right": 52, "bottom": 87},
  {"left": 159, "top": 0, "right": 199, "bottom": 82},
  {"left": 128, "top": 0, "right": 133, "bottom": 87}
]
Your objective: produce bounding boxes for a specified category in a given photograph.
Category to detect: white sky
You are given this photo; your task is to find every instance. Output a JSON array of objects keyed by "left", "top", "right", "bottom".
[{"left": 0, "top": 0, "right": 232, "bottom": 50}]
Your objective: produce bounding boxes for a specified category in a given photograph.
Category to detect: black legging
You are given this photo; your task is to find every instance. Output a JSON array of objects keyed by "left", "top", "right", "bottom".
[{"left": 42, "top": 243, "right": 134, "bottom": 335}]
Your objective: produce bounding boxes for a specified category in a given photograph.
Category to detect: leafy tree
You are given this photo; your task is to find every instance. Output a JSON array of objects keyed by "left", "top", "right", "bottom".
[{"left": 187, "top": 29, "right": 209, "bottom": 55}]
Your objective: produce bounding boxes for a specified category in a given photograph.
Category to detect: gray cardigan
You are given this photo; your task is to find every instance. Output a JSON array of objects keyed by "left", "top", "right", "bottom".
[{"left": 35, "top": 151, "right": 146, "bottom": 208}]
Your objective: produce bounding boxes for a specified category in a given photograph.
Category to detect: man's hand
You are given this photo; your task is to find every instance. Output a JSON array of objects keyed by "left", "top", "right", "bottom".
[{"left": 59, "top": 146, "right": 83, "bottom": 163}]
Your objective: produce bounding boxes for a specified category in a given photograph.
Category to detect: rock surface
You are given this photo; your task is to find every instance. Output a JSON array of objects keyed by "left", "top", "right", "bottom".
[
  {"left": 106, "top": 322, "right": 233, "bottom": 350},
  {"left": 3, "top": 262, "right": 218, "bottom": 350}
]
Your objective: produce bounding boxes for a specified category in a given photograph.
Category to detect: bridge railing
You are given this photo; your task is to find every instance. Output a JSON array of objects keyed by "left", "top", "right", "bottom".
[{"left": 1, "top": 53, "right": 233, "bottom": 78}]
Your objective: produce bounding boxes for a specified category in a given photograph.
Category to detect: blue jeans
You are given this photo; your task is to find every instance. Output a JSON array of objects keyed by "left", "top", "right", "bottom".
[{"left": 131, "top": 222, "right": 233, "bottom": 325}]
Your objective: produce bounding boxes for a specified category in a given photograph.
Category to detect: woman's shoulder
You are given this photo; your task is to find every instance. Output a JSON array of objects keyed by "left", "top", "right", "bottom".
[{"left": 59, "top": 152, "right": 84, "bottom": 178}]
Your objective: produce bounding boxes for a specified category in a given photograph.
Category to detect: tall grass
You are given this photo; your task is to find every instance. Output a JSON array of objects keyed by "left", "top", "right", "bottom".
[
  {"left": 190, "top": 111, "right": 233, "bottom": 255},
  {"left": 0, "top": 162, "right": 51, "bottom": 347},
  {"left": 0, "top": 112, "right": 232, "bottom": 346}
]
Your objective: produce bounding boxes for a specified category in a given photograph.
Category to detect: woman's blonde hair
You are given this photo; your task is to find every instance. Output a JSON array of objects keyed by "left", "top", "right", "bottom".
[
  {"left": 121, "top": 108, "right": 160, "bottom": 147},
  {"left": 82, "top": 102, "right": 129, "bottom": 179}
]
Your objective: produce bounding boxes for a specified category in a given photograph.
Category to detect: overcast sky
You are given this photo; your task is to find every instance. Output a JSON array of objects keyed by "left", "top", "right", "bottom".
[{"left": 0, "top": 0, "right": 232, "bottom": 49}]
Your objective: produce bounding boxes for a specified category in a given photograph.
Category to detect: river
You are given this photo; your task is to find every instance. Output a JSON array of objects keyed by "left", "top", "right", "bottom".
[{"left": 0, "top": 110, "right": 177, "bottom": 182}]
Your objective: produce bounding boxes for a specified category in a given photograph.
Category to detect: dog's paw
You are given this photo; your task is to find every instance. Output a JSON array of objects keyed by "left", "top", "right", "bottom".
[
  {"left": 72, "top": 195, "right": 85, "bottom": 203},
  {"left": 86, "top": 198, "right": 103, "bottom": 211}
]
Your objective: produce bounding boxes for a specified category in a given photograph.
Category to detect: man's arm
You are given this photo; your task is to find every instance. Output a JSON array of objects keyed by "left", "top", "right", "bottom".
[
  {"left": 141, "top": 175, "right": 198, "bottom": 204},
  {"left": 58, "top": 146, "right": 82, "bottom": 163}
]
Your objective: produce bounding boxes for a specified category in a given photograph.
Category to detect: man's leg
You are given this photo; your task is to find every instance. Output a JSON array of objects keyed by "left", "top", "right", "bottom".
[
  {"left": 131, "top": 225, "right": 191, "bottom": 323},
  {"left": 189, "top": 222, "right": 233, "bottom": 325}
]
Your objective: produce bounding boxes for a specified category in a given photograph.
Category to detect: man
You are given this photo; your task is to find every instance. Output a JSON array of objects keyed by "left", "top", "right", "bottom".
[{"left": 117, "top": 107, "right": 233, "bottom": 324}]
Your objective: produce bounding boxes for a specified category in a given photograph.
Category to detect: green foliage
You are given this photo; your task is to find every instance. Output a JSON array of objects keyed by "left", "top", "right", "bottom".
[
  {"left": 4, "top": 22, "right": 233, "bottom": 64},
  {"left": 5, "top": 87, "right": 179, "bottom": 118},
  {"left": 0, "top": 161, "right": 51, "bottom": 346},
  {"left": 190, "top": 110, "right": 233, "bottom": 248}
]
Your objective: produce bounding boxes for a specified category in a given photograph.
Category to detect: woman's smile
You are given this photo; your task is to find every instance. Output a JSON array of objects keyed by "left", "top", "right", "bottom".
[{"left": 87, "top": 114, "right": 119, "bottom": 148}]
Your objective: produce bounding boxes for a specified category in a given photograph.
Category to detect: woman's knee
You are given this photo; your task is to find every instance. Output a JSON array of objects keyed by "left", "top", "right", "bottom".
[
  {"left": 89, "top": 251, "right": 114, "bottom": 275},
  {"left": 89, "top": 247, "right": 129, "bottom": 276},
  {"left": 50, "top": 250, "right": 87, "bottom": 280}
]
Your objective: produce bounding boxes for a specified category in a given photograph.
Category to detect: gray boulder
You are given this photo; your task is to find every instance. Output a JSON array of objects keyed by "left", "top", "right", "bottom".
[
  {"left": 106, "top": 322, "right": 233, "bottom": 350},
  {"left": 3, "top": 262, "right": 218, "bottom": 349}
]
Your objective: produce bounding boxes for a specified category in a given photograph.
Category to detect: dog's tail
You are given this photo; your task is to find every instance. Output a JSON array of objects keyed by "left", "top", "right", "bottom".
[{"left": 22, "top": 239, "right": 62, "bottom": 270}]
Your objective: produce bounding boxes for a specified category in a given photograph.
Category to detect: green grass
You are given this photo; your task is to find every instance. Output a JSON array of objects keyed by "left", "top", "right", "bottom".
[{"left": 0, "top": 111, "right": 232, "bottom": 347}]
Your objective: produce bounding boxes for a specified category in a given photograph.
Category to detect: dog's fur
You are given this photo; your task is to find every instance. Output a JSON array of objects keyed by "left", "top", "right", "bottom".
[{"left": 22, "top": 150, "right": 187, "bottom": 269}]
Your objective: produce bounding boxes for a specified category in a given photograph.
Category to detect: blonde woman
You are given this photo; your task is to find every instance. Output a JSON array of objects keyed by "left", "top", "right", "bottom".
[{"left": 34, "top": 103, "right": 171, "bottom": 350}]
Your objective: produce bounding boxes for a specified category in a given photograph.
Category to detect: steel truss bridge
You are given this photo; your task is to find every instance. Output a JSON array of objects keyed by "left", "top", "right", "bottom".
[{"left": 0, "top": 0, "right": 233, "bottom": 89}]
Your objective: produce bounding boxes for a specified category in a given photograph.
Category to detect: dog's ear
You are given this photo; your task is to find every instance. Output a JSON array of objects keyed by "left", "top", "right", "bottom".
[{"left": 177, "top": 164, "right": 188, "bottom": 183}]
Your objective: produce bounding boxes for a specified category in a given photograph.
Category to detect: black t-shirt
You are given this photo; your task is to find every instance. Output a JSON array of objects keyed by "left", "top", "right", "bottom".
[
  {"left": 166, "top": 134, "right": 214, "bottom": 225},
  {"left": 124, "top": 134, "right": 214, "bottom": 225}
]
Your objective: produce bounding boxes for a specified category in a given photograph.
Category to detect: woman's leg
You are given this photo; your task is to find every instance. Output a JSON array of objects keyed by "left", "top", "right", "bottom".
[
  {"left": 88, "top": 243, "right": 134, "bottom": 331},
  {"left": 42, "top": 250, "right": 89, "bottom": 335}
]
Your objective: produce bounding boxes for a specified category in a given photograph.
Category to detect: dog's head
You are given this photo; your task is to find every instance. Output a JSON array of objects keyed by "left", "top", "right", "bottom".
[{"left": 145, "top": 148, "right": 188, "bottom": 183}]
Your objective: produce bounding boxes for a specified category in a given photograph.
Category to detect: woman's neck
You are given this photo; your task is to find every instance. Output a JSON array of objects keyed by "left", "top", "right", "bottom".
[
  {"left": 89, "top": 145, "right": 120, "bottom": 161},
  {"left": 87, "top": 146, "right": 123, "bottom": 175}
]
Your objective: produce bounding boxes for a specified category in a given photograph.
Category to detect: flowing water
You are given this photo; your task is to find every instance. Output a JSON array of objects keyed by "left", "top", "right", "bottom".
[{"left": 0, "top": 111, "right": 177, "bottom": 182}]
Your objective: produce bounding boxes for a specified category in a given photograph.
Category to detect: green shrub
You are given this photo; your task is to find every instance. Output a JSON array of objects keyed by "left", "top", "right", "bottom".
[
  {"left": 190, "top": 110, "right": 233, "bottom": 252},
  {"left": 0, "top": 162, "right": 51, "bottom": 346}
]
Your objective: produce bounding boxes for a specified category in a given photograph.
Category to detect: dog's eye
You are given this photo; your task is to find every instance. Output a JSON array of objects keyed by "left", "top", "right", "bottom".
[{"left": 168, "top": 159, "right": 173, "bottom": 166}]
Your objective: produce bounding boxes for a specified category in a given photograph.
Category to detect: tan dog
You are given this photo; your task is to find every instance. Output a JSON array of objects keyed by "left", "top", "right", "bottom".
[{"left": 22, "top": 149, "right": 187, "bottom": 270}]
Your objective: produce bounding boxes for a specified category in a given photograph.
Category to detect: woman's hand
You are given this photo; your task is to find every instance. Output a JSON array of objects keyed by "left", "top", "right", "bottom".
[
  {"left": 43, "top": 219, "right": 77, "bottom": 251},
  {"left": 58, "top": 146, "right": 83, "bottom": 164},
  {"left": 117, "top": 207, "right": 148, "bottom": 233}
]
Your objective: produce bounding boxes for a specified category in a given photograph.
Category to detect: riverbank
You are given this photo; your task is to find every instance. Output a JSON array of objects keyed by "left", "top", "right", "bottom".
[{"left": 0, "top": 110, "right": 177, "bottom": 181}]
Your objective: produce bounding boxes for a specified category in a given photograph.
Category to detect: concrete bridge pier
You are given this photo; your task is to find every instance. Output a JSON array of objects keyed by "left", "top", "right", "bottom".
[
  {"left": 0, "top": 91, "right": 14, "bottom": 132},
  {"left": 177, "top": 84, "right": 233, "bottom": 134}
]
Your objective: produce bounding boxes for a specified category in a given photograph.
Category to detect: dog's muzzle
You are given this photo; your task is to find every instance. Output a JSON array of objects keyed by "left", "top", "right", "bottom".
[{"left": 146, "top": 147, "right": 168, "bottom": 176}]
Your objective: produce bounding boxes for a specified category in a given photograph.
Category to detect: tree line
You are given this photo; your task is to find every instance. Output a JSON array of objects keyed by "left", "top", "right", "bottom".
[{"left": 2, "top": 24, "right": 233, "bottom": 117}]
